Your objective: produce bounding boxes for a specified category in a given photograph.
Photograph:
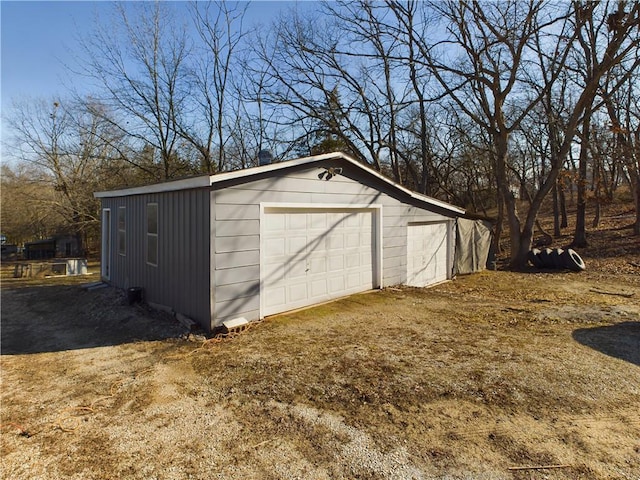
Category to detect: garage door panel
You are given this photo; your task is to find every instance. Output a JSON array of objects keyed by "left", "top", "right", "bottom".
[
  {"left": 309, "top": 257, "right": 326, "bottom": 274},
  {"left": 262, "top": 262, "right": 285, "bottom": 282},
  {"left": 407, "top": 223, "right": 449, "bottom": 288},
  {"left": 361, "top": 233, "right": 372, "bottom": 247},
  {"left": 288, "top": 261, "right": 307, "bottom": 279},
  {"left": 265, "top": 214, "right": 285, "bottom": 231},
  {"left": 347, "top": 272, "right": 362, "bottom": 289},
  {"left": 287, "top": 236, "right": 307, "bottom": 255},
  {"left": 288, "top": 214, "right": 307, "bottom": 230},
  {"left": 264, "top": 238, "right": 285, "bottom": 257},
  {"left": 309, "top": 235, "right": 327, "bottom": 250},
  {"left": 328, "top": 274, "right": 345, "bottom": 290},
  {"left": 262, "top": 208, "right": 377, "bottom": 316},
  {"left": 328, "top": 235, "right": 344, "bottom": 250},
  {"left": 326, "top": 212, "right": 341, "bottom": 224},
  {"left": 328, "top": 255, "right": 344, "bottom": 271},
  {"left": 289, "top": 283, "right": 308, "bottom": 302},
  {"left": 345, "top": 214, "right": 361, "bottom": 227},
  {"left": 265, "top": 287, "right": 286, "bottom": 308},
  {"left": 346, "top": 253, "right": 361, "bottom": 268},
  {"left": 310, "top": 278, "right": 328, "bottom": 297},
  {"left": 309, "top": 214, "right": 327, "bottom": 229},
  {"left": 346, "top": 233, "right": 360, "bottom": 248}
]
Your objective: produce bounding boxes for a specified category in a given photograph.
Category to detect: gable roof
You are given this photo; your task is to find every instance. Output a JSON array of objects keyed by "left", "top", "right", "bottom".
[{"left": 94, "top": 152, "right": 465, "bottom": 215}]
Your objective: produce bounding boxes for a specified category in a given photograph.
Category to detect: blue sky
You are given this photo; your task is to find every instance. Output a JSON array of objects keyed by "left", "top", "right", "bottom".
[
  {"left": 0, "top": 1, "right": 301, "bottom": 107},
  {"left": 0, "top": 1, "right": 305, "bottom": 155},
  {"left": 1, "top": 2, "right": 112, "bottom": 110}
]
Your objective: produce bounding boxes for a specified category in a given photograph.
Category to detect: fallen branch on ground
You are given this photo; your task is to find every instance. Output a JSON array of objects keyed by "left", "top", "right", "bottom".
[
  {"left": 168, "top": 319, "right": 267, "bottom": 359},
  {"left": 2, "top": 370, "right": 154, "bottom": 437},
  {"left": 589, "top": 288, "right": 634, "bottom": 298},
  {"left": 0, "top": 422, "right": 31, "bottom": 437},
  {"left": 508, "top": 464, "right": 570, "bottom": 471},
  {"left": 251, "top": 439, "right": 272, "bottom": 448}
]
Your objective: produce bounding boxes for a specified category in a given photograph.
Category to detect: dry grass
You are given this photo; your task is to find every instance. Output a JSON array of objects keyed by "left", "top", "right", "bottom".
[{"left": 1, "top": 198, "right": 639, "bottom": 479}]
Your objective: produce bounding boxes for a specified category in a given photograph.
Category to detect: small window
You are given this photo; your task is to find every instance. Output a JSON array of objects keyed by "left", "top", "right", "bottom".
[
  {"left": 118, "top": 207, "right": 126, "bottom": 256},
  {"left": 147, "top": 203, "right": 158, "bottom": 266}
]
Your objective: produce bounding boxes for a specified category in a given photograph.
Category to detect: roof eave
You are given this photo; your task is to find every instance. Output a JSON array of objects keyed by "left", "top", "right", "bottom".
[
  {"left": 93, "top": 151, "right": 465, "bottom": 216},
  {"left": 94, "top": 176, "right": 212, "bottom": 198}
]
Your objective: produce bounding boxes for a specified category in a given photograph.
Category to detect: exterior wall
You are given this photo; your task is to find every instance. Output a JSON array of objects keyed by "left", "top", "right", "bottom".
[
  {"left": 101, "top": 188, "right": 212, "bottom": 330},
  {"left": 211, "top": 161, "right": 455, "bottom": 326}
]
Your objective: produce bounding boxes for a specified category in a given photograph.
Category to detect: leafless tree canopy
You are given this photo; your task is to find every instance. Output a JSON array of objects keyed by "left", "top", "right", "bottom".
[{"left": 3, "top": 1, "right": 639, "bottom": 263}]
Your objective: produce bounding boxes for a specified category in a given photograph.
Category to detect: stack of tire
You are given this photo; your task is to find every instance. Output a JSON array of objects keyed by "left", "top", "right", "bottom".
[{"left": 527, "top": 248, "right": 586, "bottom": 271}]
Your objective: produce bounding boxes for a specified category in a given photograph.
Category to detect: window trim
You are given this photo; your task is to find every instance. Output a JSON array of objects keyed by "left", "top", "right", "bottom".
[
  {"left": 101, "top": 208, "right": 111, "bottom": 280},
  {"left": 146, "top": 202, "right": 158, "bottom": 267},
  {"left": 117, "top": 206, "right": 126, "bottom": 256}
]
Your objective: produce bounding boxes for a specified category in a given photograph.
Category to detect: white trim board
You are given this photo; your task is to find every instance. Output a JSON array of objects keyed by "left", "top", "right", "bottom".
[{"left": 259, "top": 203, "right": 383, "bottom": 319}]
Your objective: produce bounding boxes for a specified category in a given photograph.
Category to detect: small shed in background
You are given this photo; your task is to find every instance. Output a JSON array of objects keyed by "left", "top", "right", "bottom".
[
  {"left": 24, "top": 235, "right": 82, "bottom": 260},
  {"left": 24, "top": 239, "right": 56, "bottom": 260}
]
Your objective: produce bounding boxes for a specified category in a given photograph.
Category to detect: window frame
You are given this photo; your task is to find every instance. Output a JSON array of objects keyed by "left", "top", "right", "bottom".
[
  {"left": 117, "top": 206, "right": 126, "bottom": 256},
  {"left": 146, "top": 202, "right": 158, "bottom": 267}
]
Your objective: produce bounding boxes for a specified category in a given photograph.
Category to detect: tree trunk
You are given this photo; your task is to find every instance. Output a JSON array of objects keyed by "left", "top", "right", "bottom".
[
  {"left": 559, "top": 182, "right": 568, "bottom": 228},
  {"left": 513, "top": 223, "right": 535, "bottom": 270},
  {"left": 592, "top": 148, "right": 603, "bottom": 228},
  {"left": 500, "top": 174, "right": 525, "bottom": 267},
  {"left": 494, "top": 134, "right": 531, "bottom": 269},
  {"left": 634, "top": 190, "right": 640, "bottom": 236},
  {"left": 494, "top": 187, "right": 504, "bottom": 255},
  {"left": 552, "top": 183, "right": 561, "bottom": 237},
  {"left": 572, "top": 115, "right": 591, "bottom": 247},
  {"left": 592, "top": 200, "right": 600, "bottom": 228},
  {"left": 632, "top": 172, "right": 640, "bottom": 235},
  {"left": 567, "top": 152, "right": 577, "bottom": 205},
  {"left": 628, "top": 130, "right": 639, "bottom": 235},
  {"left": 573, "top": 177, "right": 588, "bottom": 246}
]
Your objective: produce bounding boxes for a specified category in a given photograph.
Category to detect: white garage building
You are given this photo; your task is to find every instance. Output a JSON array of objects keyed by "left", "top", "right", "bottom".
[{"left": 95, "top": 152, "right": 464, "bottom": 332}]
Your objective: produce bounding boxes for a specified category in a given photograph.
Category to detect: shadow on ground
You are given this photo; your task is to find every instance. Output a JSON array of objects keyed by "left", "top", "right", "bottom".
[
  {"left": 573, "top": 322, "right": 640, "bottom": 366},
  {"left": 1, "top": 283, "right": 188, "bottom": 355}
]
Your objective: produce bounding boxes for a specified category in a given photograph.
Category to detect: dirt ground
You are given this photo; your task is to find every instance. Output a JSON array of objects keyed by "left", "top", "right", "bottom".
[{"left": 1, "top": 201, "right": 640, "bottom": 480}]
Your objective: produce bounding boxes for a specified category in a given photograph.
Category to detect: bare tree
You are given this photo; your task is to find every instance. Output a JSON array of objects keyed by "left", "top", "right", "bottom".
[
  {"left": 0, "top": 163, "right": 63, "bottom": 245},
  {"left": 444, "top": 111, "right": 497, "bottom": 214},
  {"left": 384, "top": 1, "right": 445, "bottom": 195},
  {"left": 567, "top": 1, "right": 640, "bottom": 246},
  {"left": 5, "top": 98, "right": 127, "bottom": 252},
  {"left": 78, "top": 2, "right": 191, "bottom": 181},
  {"left": 323, "top": 0, "right": 409, "bottom": 181},
  {"left": 178, "top": 1, "right": 249, "bottom": 173},
  {"left": 251, "top": 3, "right": 406, "bottom": 172},
  {"left": 529, "top": 45, "right": 574, "bottom": 237},
  {"left": 602, "top": 67, "right": 640, "bottom": 234},
  {"left": 571, "top": 3, "right": 602, "bottom": 247},
  {"left": 588, "top": 117, "right": 620, "bottom": 227},
  {"left": 410, "top": 0, "right": 639, "bottom": 267}
]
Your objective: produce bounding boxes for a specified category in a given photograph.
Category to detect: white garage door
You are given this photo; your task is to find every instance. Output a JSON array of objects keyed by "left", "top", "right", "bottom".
[
  {"left": 407, "top": 222, "right": 450, "bottom": 287},
  {"left": 262, "top": 208, "right": 377, "bottom": 316}
]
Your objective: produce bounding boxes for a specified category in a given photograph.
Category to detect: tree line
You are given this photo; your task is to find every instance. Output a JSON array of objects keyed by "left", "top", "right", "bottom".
[{"left": 2, "top": 0, "right": 639, "bottom": 267}]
